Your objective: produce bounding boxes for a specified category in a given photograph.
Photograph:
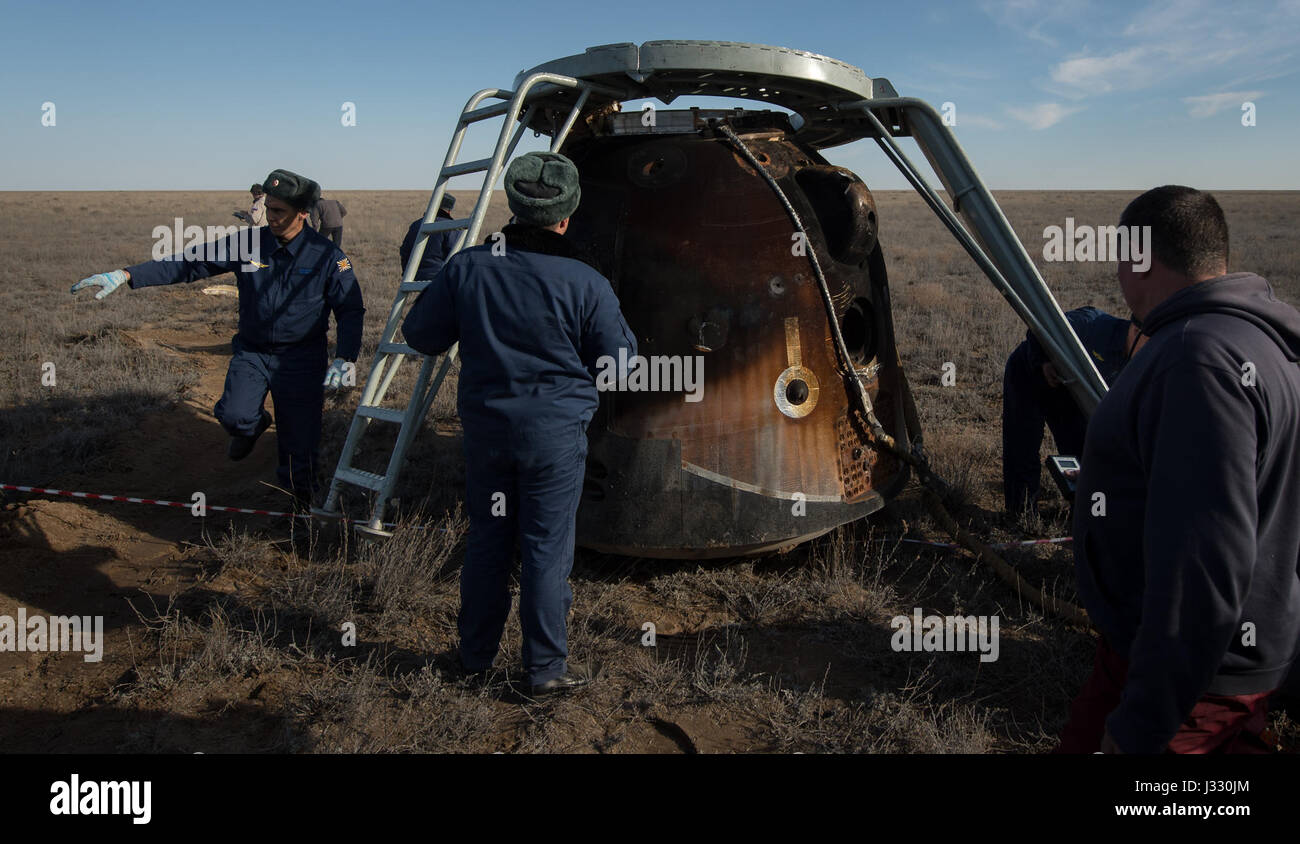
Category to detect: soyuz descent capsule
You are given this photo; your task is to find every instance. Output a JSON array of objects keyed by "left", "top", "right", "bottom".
[
  {"left": 558, "top": 108, "right": 916, "bottom": 557},
  {"left": 322, "top": 41, "right": 1108, "bottom": 554}
]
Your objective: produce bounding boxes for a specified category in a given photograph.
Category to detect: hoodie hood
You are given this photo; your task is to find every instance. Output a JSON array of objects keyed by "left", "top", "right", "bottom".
[{"left": 1142, "top": 272, "right": 1300, "bottom": 362}]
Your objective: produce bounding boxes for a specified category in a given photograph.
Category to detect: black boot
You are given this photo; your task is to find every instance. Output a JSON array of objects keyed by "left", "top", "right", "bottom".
[
  {"left": 228, "top": 410, "right": 272, "bottom": 461},
  {"left": 525, "top": 673, "right": 589, "bottom": 698}
]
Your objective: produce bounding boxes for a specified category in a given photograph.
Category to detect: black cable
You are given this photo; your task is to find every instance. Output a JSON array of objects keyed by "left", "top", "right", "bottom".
[
  {"left": 714, "top": 120, "right": 952, "bottom": 495},
  {"left": 713, "top": 123, "right": 876, "bottom": 424}
]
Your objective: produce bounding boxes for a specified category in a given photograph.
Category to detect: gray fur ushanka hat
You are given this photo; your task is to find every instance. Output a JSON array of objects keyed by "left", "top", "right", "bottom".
[{"left": 504, "top": 152, "right": 580, "bottom": 226}]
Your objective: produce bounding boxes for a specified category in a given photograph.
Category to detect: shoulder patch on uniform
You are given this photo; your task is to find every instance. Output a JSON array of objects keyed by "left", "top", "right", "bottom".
[{"left": 337, "top": 257, "right": 351, "bottom": 272}]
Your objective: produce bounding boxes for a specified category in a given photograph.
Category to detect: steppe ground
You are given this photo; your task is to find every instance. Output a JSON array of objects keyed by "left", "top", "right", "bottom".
[{"left": 1, "top": 187, "right": 1297, "bottom": 752}]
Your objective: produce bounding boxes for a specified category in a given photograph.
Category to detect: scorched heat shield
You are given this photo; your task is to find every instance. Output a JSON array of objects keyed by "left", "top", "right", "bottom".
[{"left": 560, "top": 108, "right": 916, "bottom": 557}]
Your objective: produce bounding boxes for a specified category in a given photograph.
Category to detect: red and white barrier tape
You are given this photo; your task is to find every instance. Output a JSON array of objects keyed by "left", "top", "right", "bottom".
[
  {"left": 0, "top": 482, "right": 423, "bottom": 529},
  {"left": 4, "top": 482, "right": 1061, "bottom": 548},
  {"left": 4, "top": 483, "right": 308, "bottom": 519}
]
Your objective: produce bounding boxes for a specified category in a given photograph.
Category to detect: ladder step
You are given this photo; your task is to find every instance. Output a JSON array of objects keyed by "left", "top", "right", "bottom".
[
  {"left": 378, "top": 341, "right": 424, "bottom": 356},
  {"left": 441, "top": 158, "right": 492, "bottom": 177},
  {"left": 420, "top": 217, "right": 469, "bottom": 234},
  {"left": 336, "top": 467, "right": 386, "bottom": 491},
  {"left": 357, "top": 406, "right": 406, "bottom": 423},
  {"left": 399, "top": 280, "right": 433, "bottom": 292},
  {"left": 458, "top": 83, "right": 568, "bottom": 125},
  {"left": 461, "top": 100, "right": 511, "bottom": 124}
]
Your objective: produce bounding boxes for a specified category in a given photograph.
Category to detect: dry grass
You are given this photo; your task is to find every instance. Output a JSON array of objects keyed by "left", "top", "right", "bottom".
[{"left": 4, "top": 187, "right": 1298, "bottom": 753}]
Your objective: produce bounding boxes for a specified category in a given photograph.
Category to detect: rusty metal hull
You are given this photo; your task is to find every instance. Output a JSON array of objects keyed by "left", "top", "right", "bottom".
[{"left": 562, "top": 116, "right": 914, "bottom": 558}]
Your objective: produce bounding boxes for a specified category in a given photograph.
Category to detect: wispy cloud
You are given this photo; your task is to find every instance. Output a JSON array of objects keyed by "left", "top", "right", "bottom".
[
  {"left": 1183, "top": 90, "right": 1263, "bottom": 117},
  {"left": 1046, "top": 40, "right": 1256, "bottom": 99},
  {"left": 1216, "top": 53, "right": 1300, "bottom": 90},
  {"left": 983, "top": 0, "right": 1295, "bottom": 110},
  {"left": 979, "top": 0, "right": 1090, "bottom": 47},
  {"left": 1005, "top": 102, "right": 1083, "bottom": 129},
  {"left": 1049, "top": 48, "right": 1146, "bottom": 94},
  {"left": 1121, "top": 0, "right": 1218, "bottom": 37},
  {"left": 1040, "top": 1, "right": 1293, "bottom": 99}
]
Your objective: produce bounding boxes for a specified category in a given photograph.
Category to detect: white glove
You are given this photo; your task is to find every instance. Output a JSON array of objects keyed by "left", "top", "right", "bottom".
[
  {"left": 70, "top": 269, "right": 128, "bottom": 300},
  {"left": 323, "top": 358, "right": 353, "bottom": 389}
]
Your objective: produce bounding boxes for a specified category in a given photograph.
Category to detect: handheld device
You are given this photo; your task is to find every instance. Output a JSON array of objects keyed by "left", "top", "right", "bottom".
[{"left": 1047, "top": 455, "right": 1081, "bottom": 499}]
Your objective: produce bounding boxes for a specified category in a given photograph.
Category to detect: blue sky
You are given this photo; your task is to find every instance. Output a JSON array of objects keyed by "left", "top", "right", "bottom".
[{"left": 1, "top": 0, "right": 1296, "bottom": 190}]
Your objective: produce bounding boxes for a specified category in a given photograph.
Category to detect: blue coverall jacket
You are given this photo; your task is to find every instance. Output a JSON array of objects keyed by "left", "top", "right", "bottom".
[
  {"left": 126, "top": 225, "right": 365, "bottom": 496},
  {"left": 401, "top": 224, "right": 636, "bottom": 434},
  {"left": 127, "top": 225, "right": 364, "bottom": 359},
  {"left": 401, "top": 223, "right": 636, "bottom": 684}
]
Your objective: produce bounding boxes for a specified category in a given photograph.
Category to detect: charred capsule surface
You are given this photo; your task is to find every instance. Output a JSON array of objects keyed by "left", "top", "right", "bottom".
[{"left": 562, "top": 110, "right": 913, "bottom": 557}]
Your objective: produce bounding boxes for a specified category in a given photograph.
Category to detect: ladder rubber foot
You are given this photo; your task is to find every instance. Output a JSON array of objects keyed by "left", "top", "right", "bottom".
[{"left": 354, "top": 523, "right": 394, "bottom": 541}]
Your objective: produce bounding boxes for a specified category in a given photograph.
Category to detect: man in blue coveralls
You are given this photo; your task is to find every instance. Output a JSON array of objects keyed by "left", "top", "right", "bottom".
[
  {"left": 70, "top": 168, "right": 365, "bottom": 507},
  {"left": 399, "top": 193, "right": 461, "bottom": 281},
  {"left": 402, "top": 152, "right": 636, "bottom": 697},
  {"left": 1002, "top": 306, "right": 1144, "bottom": 515}
]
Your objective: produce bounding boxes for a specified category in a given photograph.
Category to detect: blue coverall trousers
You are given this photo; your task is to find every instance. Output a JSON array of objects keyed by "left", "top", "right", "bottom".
[
  {"left": 213, "top": 335, "right": 327, "bottom": 498},
  {"left": 459, "top": 422, "right": 588, "bottom": 686},
  {"left": 1001, "top": 341, "right": 1088, "bottom": 513}
]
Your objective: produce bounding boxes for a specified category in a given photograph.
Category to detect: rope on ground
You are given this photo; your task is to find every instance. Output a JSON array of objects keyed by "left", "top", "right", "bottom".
[
  {"left": 851, "top": 414, "right": 1091, "bottom": 628},
  {"left": 901, "top": 535, "right": 1073, "bottom": 552},
  {"left": 921, "top": 488, "right": 1092, "bottom": 629}
]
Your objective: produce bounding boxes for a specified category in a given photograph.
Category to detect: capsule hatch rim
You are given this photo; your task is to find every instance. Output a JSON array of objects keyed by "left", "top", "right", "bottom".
[{"left": 513, "top": 39, "right": 905, "bottom": 150}]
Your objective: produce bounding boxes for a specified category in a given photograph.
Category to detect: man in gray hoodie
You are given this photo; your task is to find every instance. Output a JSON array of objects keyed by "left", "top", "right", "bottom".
[{"left": 1059, "top": 185, "right": 1300, "bottom": 754}]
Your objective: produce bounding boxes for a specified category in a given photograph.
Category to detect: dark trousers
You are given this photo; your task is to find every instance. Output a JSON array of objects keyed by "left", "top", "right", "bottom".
[
  {"left": 1001, "top": 342, "right": 1088, "bottom": 513},
  {"left": 213, "top": 336, "right": 327, "bottom": 497},
  {"left": 459, "top": 423, "right": 588, "bottom": 685},
  {"left": 1054, "top": 638, "right": 1276, "bottom": 753},
  {"left": 321, "top": 226, "right": 343, "bottom": 246}
]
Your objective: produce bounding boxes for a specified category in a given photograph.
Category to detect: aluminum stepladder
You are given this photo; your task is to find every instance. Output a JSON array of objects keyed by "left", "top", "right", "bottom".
[{"left": 313, "top": 71, "right": 625, "bottom": 538}]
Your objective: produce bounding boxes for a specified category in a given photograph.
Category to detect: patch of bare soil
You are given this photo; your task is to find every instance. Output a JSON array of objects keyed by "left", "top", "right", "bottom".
[{"left": 1, "top": 314, "right": 308, "bottom": 751}]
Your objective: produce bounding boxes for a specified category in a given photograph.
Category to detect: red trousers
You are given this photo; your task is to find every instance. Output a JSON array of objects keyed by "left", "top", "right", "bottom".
[{"left": 1054, "top": 637, "right": 1275, "bottom": 754}]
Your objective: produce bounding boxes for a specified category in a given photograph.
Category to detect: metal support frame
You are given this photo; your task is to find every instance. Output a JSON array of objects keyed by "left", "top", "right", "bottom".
[{"left": 856, "top": 99, "right": 1107, "bottom": 413}]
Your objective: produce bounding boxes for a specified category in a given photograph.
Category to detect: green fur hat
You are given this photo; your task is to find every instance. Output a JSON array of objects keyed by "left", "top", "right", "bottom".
[
  {"left": 263, "top": 169, "right": 320, "bottom": 212},
  {"left": 504, "top": 152, "right": 580, "bottom": 226}
]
